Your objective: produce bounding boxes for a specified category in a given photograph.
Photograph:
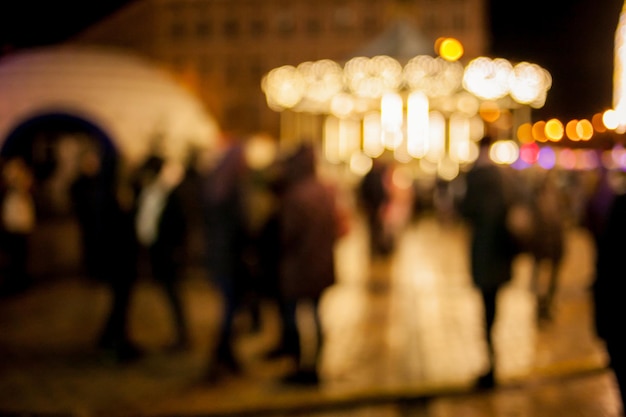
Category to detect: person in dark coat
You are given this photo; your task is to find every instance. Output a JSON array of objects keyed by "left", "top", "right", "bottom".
[
  {"left": 527, "top": 172, "right": 565, "bottom": 322},
  {"left": 458, "top": 135, "right": 518, "bottom": 389},
  {"left": 275, "top": 143, "right": 340, "bottom": 385},
  {"left": 357, "top": 158, "right": 392, "bottom": 257},
  {"left": 201, "top": 141, "right": 253, "bottom": 380},
  {"left": 71, "top": 148, "right": 142, "bottom": 362},
  {"left": 593, "top": 185, "right": 626, "bottom": 408},
  {"left": 0, "top": 157, "right": 36, "bottom": 296},
  {"left": 134, "top": 156, "right": 190, "bottom": 351}
]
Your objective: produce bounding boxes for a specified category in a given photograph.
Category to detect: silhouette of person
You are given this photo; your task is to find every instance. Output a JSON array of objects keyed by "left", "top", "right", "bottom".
[
  {"left": 0, "top": 157, "right": 36, "bottom": 296},
  {"left": 593, "top": 182, "right": 626, "bottom": 409},
  {"left": 201, "top": 139, "right": 253, "bottom": 380},
  {"left": 70, "top": 148, "right": 141, "bottom": 362},
  {"left": 527, "top": 171, "right": 565, "bottom": 322},
  {"left": 458, "top": 135, "right": 517, "bottom": 389},
  {"left": 274, "top": 143, "right": 340, "bottom": 385},
  {"left": 357, "top": 159, "right": 392, "bottom": 257},
  {"left": 134, "top": 155, "right": 190, "bottom": 351}
]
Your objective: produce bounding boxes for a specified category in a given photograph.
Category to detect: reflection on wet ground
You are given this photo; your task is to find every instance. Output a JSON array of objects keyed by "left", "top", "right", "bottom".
[{"left": 0, "top": 214, "right": 617, "bottom": 416}]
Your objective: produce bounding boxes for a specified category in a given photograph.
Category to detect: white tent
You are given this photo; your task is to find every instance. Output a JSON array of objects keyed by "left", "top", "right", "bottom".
[{"left": 0, "top": 45, "right": 220, "bottom": 165}]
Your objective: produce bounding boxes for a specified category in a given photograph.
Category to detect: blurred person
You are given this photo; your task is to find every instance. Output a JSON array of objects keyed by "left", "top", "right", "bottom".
[
  {"left": 593, "top": 183, "right": 626, "bottom": 409},
  {"left": 201, "top": 138, "right": 254, "bottom": 381},
  {"left": 273, "top": 143, "right": 341, "bottom": 385},
  {"left": 357, "top": 159, "right": 392, "bottom": 257},
  {"left": 134, "top": 155, "right": 190, "bottom": 351},
  {"left": 0, "top": 157, "right": 36, "bottom": 296},
  {"left": 70, "top": 148, "right": 141, "bottom": 362},
  {"left": 527, "top": 171, "right": 566, "bottom": 323},
  {"left": 457, "top": 135, "right": 518, "bottom": 389}
]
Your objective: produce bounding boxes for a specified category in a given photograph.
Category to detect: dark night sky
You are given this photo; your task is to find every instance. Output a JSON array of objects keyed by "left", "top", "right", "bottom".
[{"left": 0, "top": 0, "right": 623, "bottom": 122}]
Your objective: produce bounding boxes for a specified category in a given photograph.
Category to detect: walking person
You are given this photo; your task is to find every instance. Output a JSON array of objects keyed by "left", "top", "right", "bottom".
[
  {"left": 593, "top": 183, "right": 626, "bottom": 410},
  {"left": 201, "top": 138, "right": 254, "bottom": 381},
  {"left": 273, "top": 143, "right": 342, "bottom": 385},
  {"left": 70, "top": 148, "right": 142, "bottom": 362},
  {"left": 457, "top": 135, "right": 518, "bottom": 389},
  {"left": 527, "top": 171, "right": 566, "bottom": 322},
  {"left": 0, "top": 157, "right": 36, "bottom": 296},
  {"left": 134, "top": 155, "right": 190, "bottom": 351}
]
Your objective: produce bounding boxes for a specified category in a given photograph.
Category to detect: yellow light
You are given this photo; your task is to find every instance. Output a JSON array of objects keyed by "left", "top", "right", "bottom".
[
  {"left": 576, "top": 119, "right": 594, "bottom": 140},
  {"left": 544, "top": 118, "right": 563, "bottom": 141},
  {"left": 438, "top": 38, "right": 464, "bottom": 62}
]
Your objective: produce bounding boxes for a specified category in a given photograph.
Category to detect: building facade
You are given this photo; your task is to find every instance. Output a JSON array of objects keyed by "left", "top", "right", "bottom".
[{"left": 74, "top": 0, "right": 488, "bottom": 137}]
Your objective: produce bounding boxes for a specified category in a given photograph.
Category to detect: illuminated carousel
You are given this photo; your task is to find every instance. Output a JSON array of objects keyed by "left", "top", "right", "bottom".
[{"left": 262, "top": 34, "right": 552, "bottom": 180}]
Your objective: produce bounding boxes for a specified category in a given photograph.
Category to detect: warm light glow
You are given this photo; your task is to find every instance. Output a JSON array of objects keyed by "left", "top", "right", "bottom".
[
  {"left": 324, "top": 116, "right": 341, "bottom": 163},
  {"left": 426, "top": 111, "right": 446, "bottom": 162},
  {"left": 517, "top": 122, "right": 534, "bottom": 143},
  {"left": 613, "top": 4, "right": 626, "bottom": 129},
  {"left": 261, "top": 65, "right": 305, "bottom": 109},
  {"left": 438, "top": 37, "right": 464, "bottom": 62},
  {"left": 363, "top": 112, "right": 384, "bottom": 158},
  {"left": 532, "top": 121, "right": 547, "bottom": 142},
  {"left": 403, "top": 55, "right": 464, "bottom": 98},
  {"left": 576, "top": 119, "right": 594, "bottom": 140},
  {"left": 566, "top": 120, "right": 580, "bottom": 141},
  {"left": 489, "top": 140, "right": 519, "bottom": 165},
  {"left": 349, "top": 152, "right": 373, "bottom": 176},
  {"left": 381, "top": 92, "right": 403, "bottom": 149},
  {"left": 262, "top": 47, "right": 550, "bottom": 179},
  {"left": 545, "top": 119, "right": 564, "bottom": 141},
  {"left": 603, "top": 109, "right": 620, "bottom": 130},
  {"left": 463, "top": 57, "right": 513, "bottom": 100},
  {"left": 449, "top": 113, "right": 471, "bottom": 163},
  {"left": 407, "top": 91, "right": 429, "bottom": 158},
  {"left": 244, "top": 134, "right": 277, "bottom": 169},
  {"left": 330, "top": 93, "right": 355, "bottom": 118},
  {"left": 478, "top": 101, "right": 501, "bottom": 123},
  {"left": 592, "top": 112, "right": 607, "bottom": 133},
  {"left": 345, "top": 55, "right": 403, "bottom": 99},
  {"left": 508, "top": 62, "right": 552, "bottom": 108}
]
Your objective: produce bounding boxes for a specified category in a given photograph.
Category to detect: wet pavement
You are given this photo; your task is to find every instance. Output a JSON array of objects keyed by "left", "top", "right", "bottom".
[{"left": 0, "top": 214, "right": 621, "bottom": 417}]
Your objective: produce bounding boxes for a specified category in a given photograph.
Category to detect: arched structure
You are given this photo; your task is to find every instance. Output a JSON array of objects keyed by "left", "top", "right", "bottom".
[{"left": 0, "top": 45, "right": 220, "bottom": 166}]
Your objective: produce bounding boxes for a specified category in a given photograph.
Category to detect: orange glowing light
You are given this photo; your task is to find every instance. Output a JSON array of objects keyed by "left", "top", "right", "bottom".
[
  {"left": 576, "top": 119, "right": 594, "bottom": 140},
  {"left": 532, "top": 121, "right": 547, "bottom": 142},
  {"left": 479, "top": 101, "right": 500, "bottom": 123},
  {"left": 566, "top": 120, "right": 580, "bottom": 141},
  {"left": 592, "top": 113, "right": 607, "bottom": 133},
  {"left": 517, "top": 122, "right": 534, "bottom": 143}
]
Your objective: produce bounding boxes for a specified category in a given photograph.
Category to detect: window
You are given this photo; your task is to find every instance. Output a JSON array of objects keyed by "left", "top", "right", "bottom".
[
  {"left": 276, "top": 12, "right": 295, "bottom": 36},
  {"left": 250, "top": 19, "right": 266, "bottom": 37},
  {"left": 306, "top": 18, "right": 321, "bottom": 36},
  {"left": 196, "top": 20, "right": 212, "bottom": 38},
  {"left": 333, "top": 7, "right": 354, "bottom": 33},
  {"left": 170, "top": 22, "right": 187, "bottom": 39},
  {"left": 223, "top": 19, "right": 240, "bottom": 39}
]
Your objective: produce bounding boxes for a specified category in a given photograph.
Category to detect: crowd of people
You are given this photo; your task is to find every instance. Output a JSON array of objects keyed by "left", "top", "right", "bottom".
[{"left": 0, "top": 132, "right": 624, "bottom": 400}]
